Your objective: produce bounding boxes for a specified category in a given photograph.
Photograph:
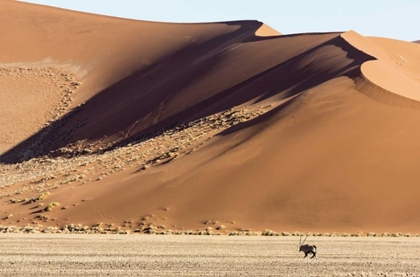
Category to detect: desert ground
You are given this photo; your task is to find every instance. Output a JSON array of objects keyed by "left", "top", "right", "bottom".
[{"left": 0, "top": 235, "right": 419, "bottom": 276}]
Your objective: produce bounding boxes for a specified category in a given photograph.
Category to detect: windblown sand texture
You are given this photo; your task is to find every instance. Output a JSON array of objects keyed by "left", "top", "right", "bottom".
[{"left": 1, "top": 0, "right": 420, "bottom": 234}]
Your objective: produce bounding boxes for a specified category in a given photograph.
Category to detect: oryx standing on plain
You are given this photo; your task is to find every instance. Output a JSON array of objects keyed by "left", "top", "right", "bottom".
[{"left": 299, "top": 235, "right": 317, "bottom": 261}]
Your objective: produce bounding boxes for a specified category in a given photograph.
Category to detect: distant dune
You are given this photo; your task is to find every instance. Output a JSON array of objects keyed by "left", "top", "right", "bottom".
[{"left": 1, "top": 0, "right": 420, "bottom": 234}]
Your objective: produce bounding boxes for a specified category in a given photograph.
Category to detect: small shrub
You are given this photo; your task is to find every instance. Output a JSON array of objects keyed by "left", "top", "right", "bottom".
[
  {"left": 45, "top": 202, "right": 60, "bottom": 212},
  {"left": 38, "top": 192, "right": 50, "bottom": 201},
  {"left": 216, "top": 225, "right": 226, "bottom": 230}
]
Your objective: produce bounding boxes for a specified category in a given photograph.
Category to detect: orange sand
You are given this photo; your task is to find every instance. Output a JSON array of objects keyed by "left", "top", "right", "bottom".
[{"left": 1, "top": 0, "right": 420, "bottom": 234}]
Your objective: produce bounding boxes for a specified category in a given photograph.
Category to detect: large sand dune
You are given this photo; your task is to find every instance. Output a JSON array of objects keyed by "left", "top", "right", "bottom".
[{"left": 1, "top": 0, "right": 420, "bottom": 234}]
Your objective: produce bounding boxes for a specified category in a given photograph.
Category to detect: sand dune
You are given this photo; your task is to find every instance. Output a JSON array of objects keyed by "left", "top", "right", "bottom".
[{"left": 1, "top": 0, "right": 420, "bottom": 234}]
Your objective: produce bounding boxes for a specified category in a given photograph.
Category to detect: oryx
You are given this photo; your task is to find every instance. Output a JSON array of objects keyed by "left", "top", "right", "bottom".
[{"left": 299, "top": 235, "right": 317, "bottom": 261}]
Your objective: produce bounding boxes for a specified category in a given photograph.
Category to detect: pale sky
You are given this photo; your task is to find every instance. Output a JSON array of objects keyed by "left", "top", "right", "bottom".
[{"left": 22, "top": 0, "right": 419, "bottom": 42}]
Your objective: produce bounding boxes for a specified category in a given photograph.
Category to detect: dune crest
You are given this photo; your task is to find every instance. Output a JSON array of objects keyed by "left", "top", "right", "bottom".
[
  {"left": 254, "top": 23, "right": 282, "bottom": 37},
  {"left": 356, "top": 61, "right": 420, "bottom": 108},
  {"left": 340, "top": 30, "right": 387, "bottom": 60},
  {"left": 342, "top": 31, "right": 420, "bottom": 108}
]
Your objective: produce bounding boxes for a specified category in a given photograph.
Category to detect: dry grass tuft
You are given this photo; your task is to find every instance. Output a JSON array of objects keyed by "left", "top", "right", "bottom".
[
  {"left": 44, "top": 202, "right": 60, "bottom": 212},
  {"left": 37, "top": 192, "right": 50, "bottom": 201}
]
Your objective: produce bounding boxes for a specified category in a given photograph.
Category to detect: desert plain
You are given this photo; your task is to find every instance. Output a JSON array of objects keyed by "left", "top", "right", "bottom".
[
  {"left": 1, "top": 0, "right": 420, "bottom": 275},
  {"left": 0, "top": 235, "right": 420, "bottom": 277}
]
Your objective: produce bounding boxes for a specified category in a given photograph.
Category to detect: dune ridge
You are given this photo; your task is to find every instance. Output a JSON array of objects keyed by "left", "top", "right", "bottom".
[
  {"left": 341, "top": 32, "right": 420, "bottom": 108},
  {"left": 355, "top": 72, "right": 420, "bottom": 109},
  {"left": 357, "top": 60, "right": 420, "bottom": 107},
  {"left": 1, "top": 1, "right": 420, "bottom": 234}
]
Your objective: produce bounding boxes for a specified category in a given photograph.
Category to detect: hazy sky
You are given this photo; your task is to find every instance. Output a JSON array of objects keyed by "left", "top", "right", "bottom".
[{"left": 22, "top": 0, "right": 419, "bottom": 42}]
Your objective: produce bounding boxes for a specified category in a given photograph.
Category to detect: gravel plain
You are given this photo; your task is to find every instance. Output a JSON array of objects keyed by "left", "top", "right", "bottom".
[{"left": 0, "top": 235, "right": 419, "bottom": 276}]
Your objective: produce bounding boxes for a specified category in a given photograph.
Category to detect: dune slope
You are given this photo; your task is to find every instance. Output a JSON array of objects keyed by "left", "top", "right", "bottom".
[{"left": 1, "top": 1, "right": 420, "bottom": 234}]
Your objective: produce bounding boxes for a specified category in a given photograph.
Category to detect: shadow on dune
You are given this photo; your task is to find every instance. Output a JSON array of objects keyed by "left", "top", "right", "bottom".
[{"left": 0, "top": 21, "right": 375, "bottom": 164}]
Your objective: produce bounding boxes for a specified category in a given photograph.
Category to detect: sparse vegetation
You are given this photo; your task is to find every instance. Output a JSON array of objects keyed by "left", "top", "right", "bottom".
[
  {"left": 216, "top": 225, "right": 226, "bottom": 230},
  {"left": 44, "top": 202, "right": 60, "bottom": 212},
  {"left": 0, "top": 102, "right": 270, "bottom": 234},
  {"left": 37, "top": 192, "right": 50, "bottom": 201},
  {"left": 0, "top": 74, "right": 418, "bottom": 238}
]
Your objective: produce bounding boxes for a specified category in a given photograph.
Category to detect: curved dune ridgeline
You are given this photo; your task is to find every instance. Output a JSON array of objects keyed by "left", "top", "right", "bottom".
[{"left": 1, "top": 0, "right": 420, "bottom": 234}]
